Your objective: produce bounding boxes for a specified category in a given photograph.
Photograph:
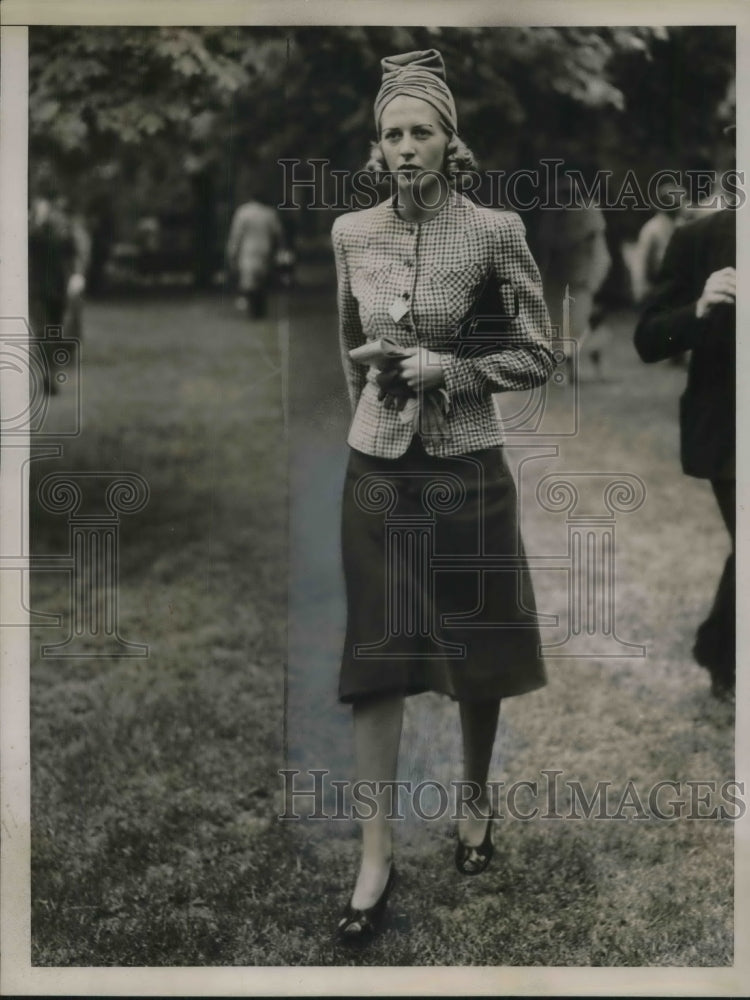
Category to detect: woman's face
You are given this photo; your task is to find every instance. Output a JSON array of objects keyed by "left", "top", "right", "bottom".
[{"left": 378, "top": 96, "right": 450, "bottom": 191}]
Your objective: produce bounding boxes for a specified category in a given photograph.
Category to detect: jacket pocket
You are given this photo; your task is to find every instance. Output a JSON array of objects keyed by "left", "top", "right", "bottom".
[
  {"left": 351, "top": 260, "right": 394, "bottom": 303},
  {"left": 430, "top": 261, "right": 484, "bottom": 296},
  {"left": 427, "top": 262, "right": 485, "bottom": 326}
]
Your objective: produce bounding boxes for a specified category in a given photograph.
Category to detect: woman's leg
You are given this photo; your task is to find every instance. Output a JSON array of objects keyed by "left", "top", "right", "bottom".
[
  {"left": 349, "top": 692, "right": 404, "bottom": 909},
  {"left": 458, "top": 698, "right": 501, "bottom": 845}
]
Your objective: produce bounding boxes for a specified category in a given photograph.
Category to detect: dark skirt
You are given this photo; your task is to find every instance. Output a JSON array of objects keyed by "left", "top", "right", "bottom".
[{"left": 339, "top": 435, "right": 547, "bottom": 703}]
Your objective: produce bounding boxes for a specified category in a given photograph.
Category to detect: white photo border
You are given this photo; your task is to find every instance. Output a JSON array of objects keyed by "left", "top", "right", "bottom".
[{"left": 1, "top": 1, "right": 748, "bottom": 995}]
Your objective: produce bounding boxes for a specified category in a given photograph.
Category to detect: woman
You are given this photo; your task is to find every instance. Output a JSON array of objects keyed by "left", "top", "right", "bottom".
[{"left": 331, "top": 49, "right": 555, "bottom": 942}]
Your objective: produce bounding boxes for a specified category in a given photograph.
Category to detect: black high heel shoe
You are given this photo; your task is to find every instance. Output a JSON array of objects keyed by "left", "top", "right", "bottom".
[
  {"left": 455, "top": 816, "right": 494, "bottom": 876},
  {"left": 336, "top": 865, "right": 396, "bottom": 943}
]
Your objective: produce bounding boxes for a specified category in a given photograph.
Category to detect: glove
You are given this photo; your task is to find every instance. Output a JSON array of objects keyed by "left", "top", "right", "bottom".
[
  {"left": 349, "top": 337, "right": 450, "bottom": 434},
  {"left": 375, "top": 366, "right": 414, "bottom": 410}
]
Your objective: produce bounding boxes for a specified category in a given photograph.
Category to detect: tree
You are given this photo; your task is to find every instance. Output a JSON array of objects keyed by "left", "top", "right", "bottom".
[
  {"left": 29, "top": 25, "right": 735, "bottom": 280},
  {"left": 31, "top": 24, "right": 681, "bottom": 183}
]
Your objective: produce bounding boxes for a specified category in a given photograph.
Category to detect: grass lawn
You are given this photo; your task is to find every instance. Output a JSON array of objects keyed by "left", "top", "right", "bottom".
[{"left": 29, "top": 281, "right": 734, "bottom": 967}]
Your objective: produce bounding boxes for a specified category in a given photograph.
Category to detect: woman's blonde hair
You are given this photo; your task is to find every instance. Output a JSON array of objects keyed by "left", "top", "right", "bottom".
[{"left": 364, "top": 130, "right": 478, "bottom": 181}]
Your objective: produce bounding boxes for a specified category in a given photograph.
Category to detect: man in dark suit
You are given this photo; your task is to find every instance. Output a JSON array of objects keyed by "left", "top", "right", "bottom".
[{"left": 634, "top": 204, "right": 735, "bottom": 697}]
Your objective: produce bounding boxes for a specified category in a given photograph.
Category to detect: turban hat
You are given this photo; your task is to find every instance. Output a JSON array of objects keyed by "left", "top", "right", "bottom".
[{"left": 374, "top": 49, "right": 457, "bottom": 135}]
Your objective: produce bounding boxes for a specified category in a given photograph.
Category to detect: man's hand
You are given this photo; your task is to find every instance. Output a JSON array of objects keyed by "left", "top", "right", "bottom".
[
  {"left": 398, "top": 347, "right": 446, "bottom": 392},
  {"left": 696, "top": 266, "right": 736, "bottom": 319}
]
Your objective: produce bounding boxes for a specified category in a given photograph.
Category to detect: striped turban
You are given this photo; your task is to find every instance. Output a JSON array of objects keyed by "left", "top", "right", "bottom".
[{"left": 374, "top": 49, "right": 457, "bottom": 134}]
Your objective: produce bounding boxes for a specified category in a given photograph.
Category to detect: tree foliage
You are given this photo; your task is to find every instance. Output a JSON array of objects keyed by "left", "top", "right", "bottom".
[
  {"left": 30, "top": 27, "right": 250, "bottom": 151},
  {"left": 29, "top": 25, "right": 735, "bottom": 247}
]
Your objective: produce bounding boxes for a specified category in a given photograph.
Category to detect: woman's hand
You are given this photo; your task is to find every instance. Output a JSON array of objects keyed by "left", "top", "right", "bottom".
[{"left": 398, "top": 346, "right": 446, "bottom": 392}]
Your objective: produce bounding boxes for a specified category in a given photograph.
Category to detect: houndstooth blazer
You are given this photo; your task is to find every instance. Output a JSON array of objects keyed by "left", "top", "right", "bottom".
[{"left": 331, "top": 189, "right": 555, "bottom": 458}]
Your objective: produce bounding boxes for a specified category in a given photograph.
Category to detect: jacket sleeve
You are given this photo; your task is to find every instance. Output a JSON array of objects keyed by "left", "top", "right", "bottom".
[
  {"left": 633, "top": 222, "right": 707, "bottom": 362},
  {"left": 438, "top": 211, "right": 556, "bottom": 403},
  {"left": 331, "top": 217, "right": 367, "bottom": 412}
]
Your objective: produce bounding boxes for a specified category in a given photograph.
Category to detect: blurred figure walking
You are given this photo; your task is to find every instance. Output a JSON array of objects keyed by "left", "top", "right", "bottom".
[
  {"left": 630, "top": 177, "right": 692, "bottom": 305},
  {"left": 28, "top": 168, "right": 89, "bottom": 395},
  {"left": 535, "top": 166, "right": 611, "bottom": 380},
  {"left": 630, "top": 176, "right": 692, "bottom": 366},
  {"left": 226, "top": 194, "right": 284, "bottom": 319},
  {"left": 63, "top": 209, "right": 91, "bottom": 341}
]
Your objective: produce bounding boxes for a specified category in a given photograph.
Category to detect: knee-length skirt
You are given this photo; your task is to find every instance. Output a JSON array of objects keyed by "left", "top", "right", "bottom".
[{"left": 339, "top": 435, "right": 547, "bottom": 703}]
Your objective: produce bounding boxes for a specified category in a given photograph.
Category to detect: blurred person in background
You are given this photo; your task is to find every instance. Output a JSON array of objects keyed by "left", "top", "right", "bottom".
[
  {"left": 276, "top": 211, "right": 298, "bottom": 289},
  {"left": 630, "top": 177, "right": 692, "bottom": 305},
  {"left": 630, "top": 176, "right": 694, "bottom": 368},
  {"left": 84, "top": 162, "right": 119, "bottom": 297},
  {"left": 63, "top": 207, "right": 92, "bottom": 341},
  {"left": 534, "top": 163, "right": 611, "bottom": 381},
  {"left": 633, "top": 125, "right": 735, "bottom": 700},
  {"left": 28, "top": 165, "right": 90, "bottom": 395},
  {"left": 225, "top": 192, "right": 284, "bottom": 319}
]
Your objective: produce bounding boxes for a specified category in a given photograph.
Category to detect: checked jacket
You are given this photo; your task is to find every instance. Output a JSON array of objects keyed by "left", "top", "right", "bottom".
[{"left": 331, "top": 189, "right": 556, "bottom": 458}]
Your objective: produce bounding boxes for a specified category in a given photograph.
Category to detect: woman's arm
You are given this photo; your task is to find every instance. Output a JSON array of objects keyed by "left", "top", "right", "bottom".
[
  {"left": 437, "top": 211, "right": 556, "bottom": 403},
  {"left": 331, "top": 217, "right": 367, "bottom": 412}
]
